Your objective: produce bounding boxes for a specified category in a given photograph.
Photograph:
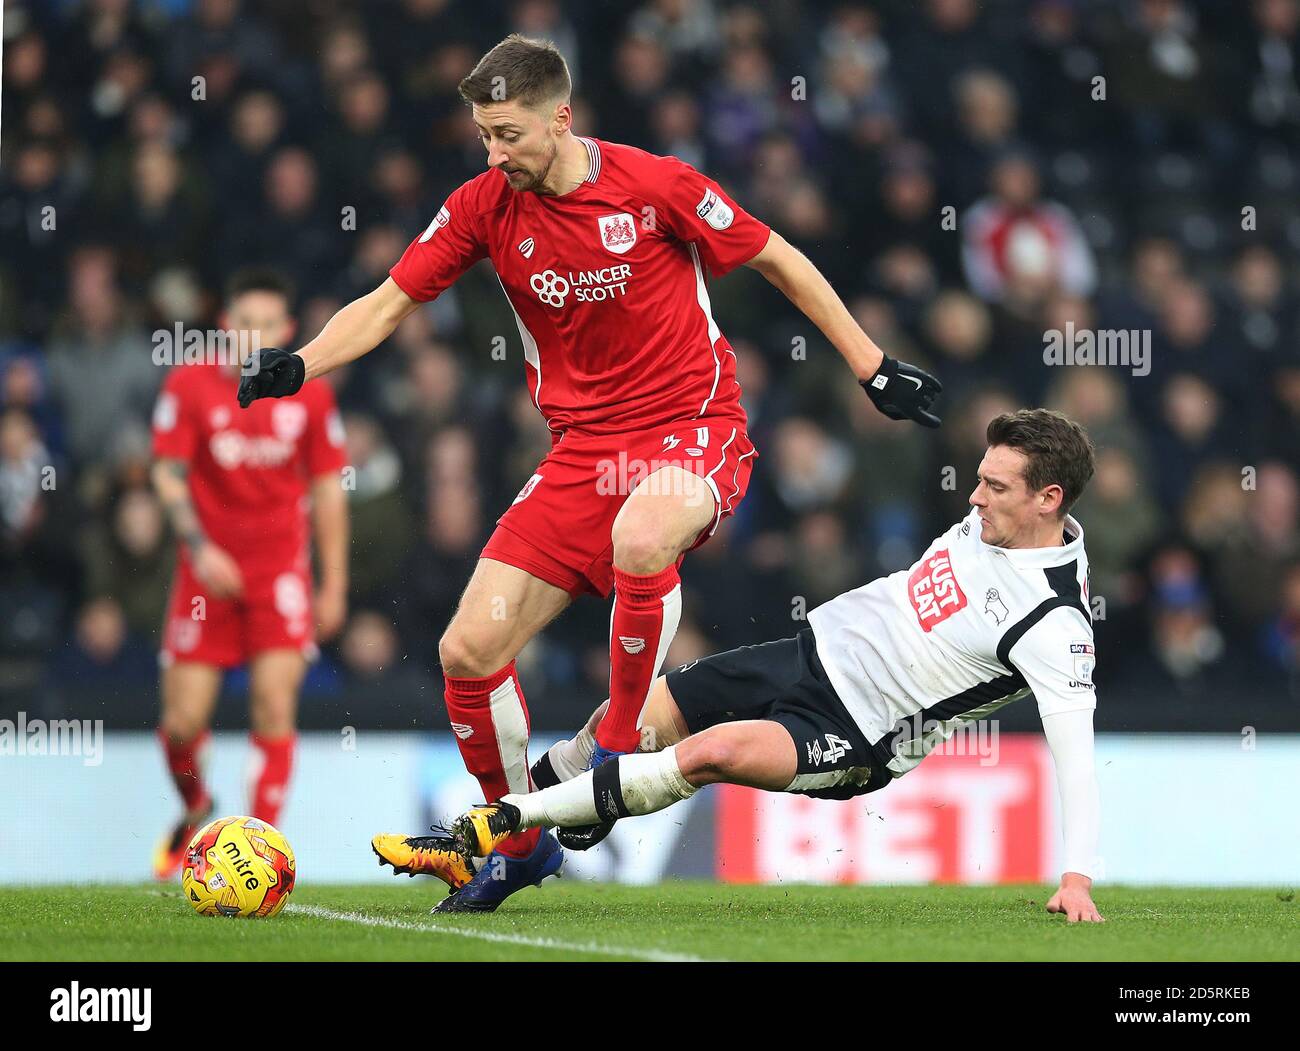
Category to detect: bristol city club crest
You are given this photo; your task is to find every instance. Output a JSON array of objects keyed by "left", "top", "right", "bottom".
[
  {"left": 597, "top": 213, "right": 637, "bottom": 255},
  {"left": 271, "top": 400, "right": 308, "bottom": 442}
]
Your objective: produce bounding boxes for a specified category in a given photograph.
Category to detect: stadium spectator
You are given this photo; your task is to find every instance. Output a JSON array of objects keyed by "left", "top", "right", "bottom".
[
  {"left": 962, "top": 151, "right": 1097, "bottom": 303},
  {"left": 79, "top": 484, "right": 174, "bottom": 639},
  {"left": 45, "top": 247, "right": 158, "bottom": 475},
  {"left": 341, "top": 412, "right": 416, "bottom": 608}
]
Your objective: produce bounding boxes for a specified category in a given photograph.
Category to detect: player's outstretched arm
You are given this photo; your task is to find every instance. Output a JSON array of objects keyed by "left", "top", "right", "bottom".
[
  {"left": 238, "top": 278, "right": 423, "bottom": 408},
  {"left": 1041, "top": 707, "right": 1105, "bottom": 922},
  {"left": 744, "top": 231, "right": 943, "bottom": 428}
]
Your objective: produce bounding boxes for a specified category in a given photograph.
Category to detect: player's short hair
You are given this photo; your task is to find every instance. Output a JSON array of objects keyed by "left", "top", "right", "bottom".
[
  {"left": 224, "top": 267, "right": 295, "bottom": 309},
  {"left": 986, "top": 408, "right": 1095, "bottom": 517},
  {"left": 458, "top": 34, "right": 571, "bottom": 111}
]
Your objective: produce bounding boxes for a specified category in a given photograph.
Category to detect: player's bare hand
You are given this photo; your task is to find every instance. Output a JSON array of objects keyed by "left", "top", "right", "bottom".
[
  {"left": 315, "top": 583, "right": 347, "bottom": 641},
  {"left": 860, "top": 354, "right": 943, "bottom": 428},
  {"left": 238, "top": 348, "right": 306, "bottom": 408},
  {"left": 192, "top": 542, "right": 245, "bottom": 599},
  {"left": 1047, "top": 878, "right": 1105, "bottom": 923}
]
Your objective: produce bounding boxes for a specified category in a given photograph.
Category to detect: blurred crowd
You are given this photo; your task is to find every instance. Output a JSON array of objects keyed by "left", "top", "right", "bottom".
[{"left": 2, "top": 0, "right": 1298, "bottom": 730}]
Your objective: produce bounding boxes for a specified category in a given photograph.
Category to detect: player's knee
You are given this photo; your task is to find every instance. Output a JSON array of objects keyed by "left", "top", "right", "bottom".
[
  {"left": 251, "top": 700, "right": 294, "bottom": 737},
  {"left": 437, "top": 625, "right": 509, "bottom": 679},
  {"left": 250, "top": 691, "right": 295, "bottom": 735},
  {"left": 611, "top": 521, "right": 670, "bottom": 574},
  {"left": 160, "top": 712, "right": 207, "bottom": 744},
  {"left": 677, "top": 732, "right": 739, "bottom": 785}
]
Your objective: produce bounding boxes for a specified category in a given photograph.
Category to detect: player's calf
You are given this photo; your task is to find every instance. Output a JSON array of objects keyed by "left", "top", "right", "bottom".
[{"left": 454, "top": 745, "right": 700, "bottom": 851}]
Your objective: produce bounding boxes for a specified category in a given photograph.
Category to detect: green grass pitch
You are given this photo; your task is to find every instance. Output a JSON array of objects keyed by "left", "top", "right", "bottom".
[{"left": 4, "top": 882, "right": 1297, "bottom": 962}]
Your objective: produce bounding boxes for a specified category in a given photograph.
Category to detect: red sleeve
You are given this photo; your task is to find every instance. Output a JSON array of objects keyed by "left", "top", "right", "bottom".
[
  {"left": 388, "top": 178, "right": 490, "bottom": 302},
  {"left": 302, "top": 381, "right": 348, "bottom": 478},
  {"left": 649, "top": 156, "right": 771, "bottom": 277},
  {"left": 151, "top": 367, "right": 197, "bottom": 462}
]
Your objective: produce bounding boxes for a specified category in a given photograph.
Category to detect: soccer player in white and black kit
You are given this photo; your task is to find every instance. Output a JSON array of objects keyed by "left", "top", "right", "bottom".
[{"left": 451, "top": 409, "right": 1106, "bottom": 922}]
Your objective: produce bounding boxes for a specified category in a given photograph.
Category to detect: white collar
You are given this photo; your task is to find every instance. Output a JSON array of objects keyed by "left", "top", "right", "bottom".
[{"left": 972, "top": 508, "right": 1086, "bottom": 569}]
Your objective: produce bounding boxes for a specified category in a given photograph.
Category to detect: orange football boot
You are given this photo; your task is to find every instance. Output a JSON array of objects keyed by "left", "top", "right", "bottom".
[
  {"left": 371, "top": 832, "right": 475, "bottom": 889},
  {"left": 152, "top": 797, "right": 214, "bottom": 880}
]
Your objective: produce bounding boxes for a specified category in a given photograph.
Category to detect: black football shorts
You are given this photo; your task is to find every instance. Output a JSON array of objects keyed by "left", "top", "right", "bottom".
[{"left": 663, "top": 628, "right": 891, "bottom": 800}]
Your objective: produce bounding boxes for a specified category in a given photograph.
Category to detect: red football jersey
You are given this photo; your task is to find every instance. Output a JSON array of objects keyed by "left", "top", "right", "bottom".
[
  {"left": 151, "top": 363, "right": 347, "bottom": 565},
  {"left": 389, "top": 138, "right": 771, "bottom": 437}
]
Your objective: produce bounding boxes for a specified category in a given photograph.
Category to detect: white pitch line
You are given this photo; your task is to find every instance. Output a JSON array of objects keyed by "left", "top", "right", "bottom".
[{"left": 287, "top": 903, "right": 707, "bottom": 963}]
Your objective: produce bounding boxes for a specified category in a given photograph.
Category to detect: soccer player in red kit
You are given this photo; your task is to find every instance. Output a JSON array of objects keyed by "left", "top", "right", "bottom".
[
  {"left": 239, "top": 35, "right": 941, "bottom": 911},
  {"left": 150, "top": 269, "right": 350, "bottom": 879}
]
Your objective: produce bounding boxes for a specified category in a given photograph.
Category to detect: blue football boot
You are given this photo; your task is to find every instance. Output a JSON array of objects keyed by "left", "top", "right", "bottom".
[{"left": 431, "top": 827, "right": 564, "bottom": 914}]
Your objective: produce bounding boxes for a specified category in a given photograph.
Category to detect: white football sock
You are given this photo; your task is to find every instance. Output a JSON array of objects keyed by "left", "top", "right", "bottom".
[
  {"left": 505, "top": 745, "right": 697, "bottom": 830},
  {"left": 542, "top": 723, "right": 597, "bottom": 783}
]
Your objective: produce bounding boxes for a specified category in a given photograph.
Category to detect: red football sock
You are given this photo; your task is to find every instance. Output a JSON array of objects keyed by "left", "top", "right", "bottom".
[
  {"left": 444, "top": 661, "right": 540, "bottom": 858},
  {"left": 158, "top": 727, "right": 211, "bottom": 814},
  {"left": 599, "top": 564, "right": 682, "bottom": 753},
  {"left": 249, "top": 732, "right": 296, "bottom": 828}
]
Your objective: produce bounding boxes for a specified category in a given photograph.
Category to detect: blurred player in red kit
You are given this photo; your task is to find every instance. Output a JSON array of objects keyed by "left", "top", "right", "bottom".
[
  {"left": 239, "top": 36, "right": 941, "bottom": 911},
  {"left": 150, "top": 269, "right": 350, "bottom": 879}
]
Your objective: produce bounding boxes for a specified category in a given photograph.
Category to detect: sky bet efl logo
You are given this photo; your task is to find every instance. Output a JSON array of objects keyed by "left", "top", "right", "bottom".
[{"left": 908, "top": 549, "right": 968, "bottom": 632}]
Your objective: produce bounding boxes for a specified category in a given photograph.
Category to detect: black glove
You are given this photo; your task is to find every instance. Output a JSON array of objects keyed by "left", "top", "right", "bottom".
[
  {"left": 238, "top": 347, "right": 306, "bottom": 408},
  {"left": 860, "top": 354, "right": 943, "bottom": 428}
]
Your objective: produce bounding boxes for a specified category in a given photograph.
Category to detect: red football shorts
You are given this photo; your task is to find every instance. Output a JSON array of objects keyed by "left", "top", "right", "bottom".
[
  {"left": 159, "top": 550, "right": 316, "bottom": 668},
  {"left": 482, "top": 417, "right": 757, "bottom": 598}
]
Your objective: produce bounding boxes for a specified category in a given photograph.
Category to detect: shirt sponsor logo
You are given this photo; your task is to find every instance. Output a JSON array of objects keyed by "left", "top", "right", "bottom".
[
  {"left": 907, "top": 548, "right": 968, "bottom": 632},
  {"left": 417, "top": 205, "right": 451, "bottom": 243},
  {"left": 597, "top": 212, "right": 637, "bottom": 254},
  {"left": 695, "top": 188, "right": 734, "bottom": 230},
  {"left": 209, "top": 431, "right": 296, "bottom": 469},
  {"left": 530, "top": 270, "right": 569, "bottom": 307},
  {"left": 528, "top": 265, "right": 632, "bottom": 307}
]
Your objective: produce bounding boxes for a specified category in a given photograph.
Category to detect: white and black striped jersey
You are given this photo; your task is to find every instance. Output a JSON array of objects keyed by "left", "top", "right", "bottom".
[{"left": 807, "top": 507, "right": 1095, "bottom": 777}]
